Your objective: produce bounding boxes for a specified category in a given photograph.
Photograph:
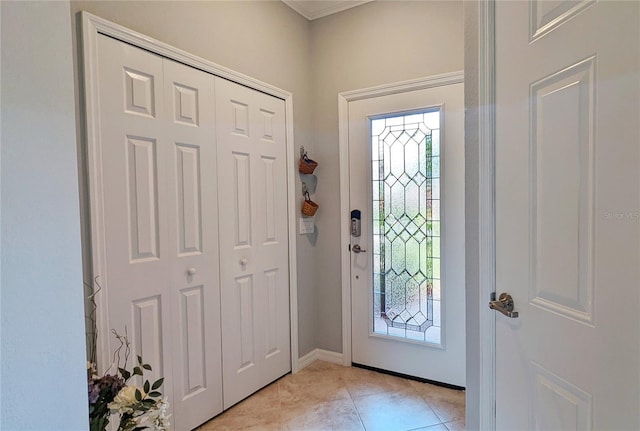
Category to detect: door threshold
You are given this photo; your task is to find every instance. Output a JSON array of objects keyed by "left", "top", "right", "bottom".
[{"left": 351, "top": 362, "right": 465, "bottom": 391}]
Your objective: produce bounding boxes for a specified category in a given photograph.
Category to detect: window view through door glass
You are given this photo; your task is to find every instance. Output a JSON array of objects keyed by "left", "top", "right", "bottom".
[{"left": 371, "top": 109, "right": 441, "bottom": 345}]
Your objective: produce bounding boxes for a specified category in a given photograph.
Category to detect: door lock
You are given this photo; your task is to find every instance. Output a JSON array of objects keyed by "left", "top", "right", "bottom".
[{"left": 489, "top": 292, "right": 519, "bottom": 318}]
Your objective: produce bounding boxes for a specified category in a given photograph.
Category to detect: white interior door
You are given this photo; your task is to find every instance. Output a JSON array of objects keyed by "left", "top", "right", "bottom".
[
  {"left": 495, "top": 1, "right": 640, "bottom": 429},
  {"left": 349, "top": 82, "right": 465, "bottom": 386},
  {"left": 96, "top": 35, "right": 223, "bottom": 430},
  {"left": 215, "top": 77, "right": 291, "bottom": 409}
]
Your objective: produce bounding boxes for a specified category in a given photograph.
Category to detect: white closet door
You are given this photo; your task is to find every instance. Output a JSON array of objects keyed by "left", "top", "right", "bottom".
[
  {"left": 96, "top": 35, "right": 224, "bottom": 430},
  {"left": 215, "top": 77, "right": 291, "bottom": 408},
  {"left": 163, "top": 60, "right": 223, "bottom": 429},
  {"left": 96, "top": 34, "right": 174, "bottom": 395}
]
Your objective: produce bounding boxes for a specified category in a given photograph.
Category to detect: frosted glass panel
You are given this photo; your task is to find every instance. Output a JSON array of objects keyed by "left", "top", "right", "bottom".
[{"left": 371, "top": 109, "right": 441, "bottom": 344}]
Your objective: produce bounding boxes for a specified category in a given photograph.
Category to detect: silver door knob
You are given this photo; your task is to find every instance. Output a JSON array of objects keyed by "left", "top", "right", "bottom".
[
  {"left": 351, "top": 244, "right": 366, "bottom": 253},
  {"left": 187, "top": 267, "right": 197, "bottom": 276},
  {"left": 489, "top": 292, "right": 519, "bottom": 318}
]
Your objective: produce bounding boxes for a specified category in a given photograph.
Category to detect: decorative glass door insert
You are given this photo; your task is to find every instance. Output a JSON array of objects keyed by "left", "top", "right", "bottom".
[{"left": 371, "top": 109, "right": 441, "bottom": 345}]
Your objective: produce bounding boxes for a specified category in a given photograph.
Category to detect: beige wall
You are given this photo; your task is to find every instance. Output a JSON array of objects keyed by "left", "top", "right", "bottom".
[
  {"left": 309, "top": 0, "right": 464, "bottom": 352},
  {"left": 2, "top": 1, "right": 88, "bottom": 428},
  {"left": 69, "top": 0, "right": 318, "bottom": 356}
]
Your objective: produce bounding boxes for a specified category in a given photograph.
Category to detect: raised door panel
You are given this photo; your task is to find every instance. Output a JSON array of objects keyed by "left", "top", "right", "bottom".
[
  {"left": 96, "top": 35, "right": 174, "bottom": 397},
  {"left": 530, "top": 57, "right": 595, "bottom": 325},
  {"left": 163, "top": 59, "right": 223, "bottom": 430},
  {"left": 215, "top": 77, "right": 290, "bottom": 409},
  {"left": 529, "top": 0, "right": 595, "bottom": 41},
  {"left": 175, "top": 143, "right": 202, "bottom": 255},
  {"left": 126, "top": 136, "right": 160, "bottom": 261}
]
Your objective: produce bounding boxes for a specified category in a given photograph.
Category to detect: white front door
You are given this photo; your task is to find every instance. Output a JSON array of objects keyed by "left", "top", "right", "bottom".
[
  {"left": 349, "top": 81, "right": 465, "bottom": 386},
  {"left": 215, "top": 77, "right": 291, "bottom": 408},
  {"left": 96, "top": 35, "right": 223, "bottom": 430},
  {"left": 495, "top": 1, "right": 640, "bottom": 429}
]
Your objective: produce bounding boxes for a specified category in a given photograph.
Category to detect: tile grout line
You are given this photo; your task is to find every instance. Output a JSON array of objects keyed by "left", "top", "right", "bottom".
[{"left": 347, "top": 389, "right": 368, "bottom": 431}]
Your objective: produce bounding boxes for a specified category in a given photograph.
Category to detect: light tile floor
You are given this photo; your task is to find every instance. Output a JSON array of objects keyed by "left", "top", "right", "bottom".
[{"left": 197, "top": 361, "right": 465, "bottom": 431}]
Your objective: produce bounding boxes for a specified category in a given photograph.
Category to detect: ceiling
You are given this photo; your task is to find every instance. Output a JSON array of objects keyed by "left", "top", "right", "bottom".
[{"left": 282, "top": 0, "right": 374, "bottom": 20}]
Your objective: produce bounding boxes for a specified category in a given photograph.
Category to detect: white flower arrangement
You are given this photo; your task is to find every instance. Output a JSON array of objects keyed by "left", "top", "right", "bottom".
[{"left": 87, "top": 329, "right": 170, "bottom": 431}]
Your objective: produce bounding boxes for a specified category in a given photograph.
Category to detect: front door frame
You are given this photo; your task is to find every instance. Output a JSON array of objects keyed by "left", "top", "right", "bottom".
[
  {"left": 470, "top": 1, "right": 496, "bottom": 429},
  {"left": 338, "top": 2, "right": 496, "bottom": 427},
  {"left": 80, "top": 11, "right": 300, "bottom": 374},
  {"left": 338, "top": 70, "right": 465, "bottom": 367}
]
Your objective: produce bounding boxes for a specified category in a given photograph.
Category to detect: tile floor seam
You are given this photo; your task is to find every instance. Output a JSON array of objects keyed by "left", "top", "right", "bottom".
[
  {"left": 348, "top": 392, "right": 369, "bottom": 431},
  {"left": 346, "top": 395, "right": 367, "bottom": 431},
  {"left": 347, "top": 389, "right": 367, "bottom": 431}
]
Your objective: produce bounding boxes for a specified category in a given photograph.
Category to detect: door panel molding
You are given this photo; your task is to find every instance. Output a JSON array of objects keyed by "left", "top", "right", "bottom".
[
  {"left": 338, "top": 71, "right": 464, "bottom": 369},
  {"left": 80, "top": 6, "right": 300, "bottom": 406}
]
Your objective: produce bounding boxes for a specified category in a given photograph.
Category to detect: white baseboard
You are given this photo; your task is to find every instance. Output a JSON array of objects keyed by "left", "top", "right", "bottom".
[
  {"left": 316, "top": 349, "right": 343, "bottom": 364},
  {"left": 297, "top": 349, "right": 317, "bottom": 370},
  {"left": 297, "top": 348, "right": 344, "bottom": 371}
]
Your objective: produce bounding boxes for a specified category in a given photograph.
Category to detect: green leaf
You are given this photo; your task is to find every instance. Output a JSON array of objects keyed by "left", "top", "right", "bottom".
[
  {"left": 137, "top": 355, "right": 143, "bottom": 364},
  {"left": 143, "top": 380, "right": 150, "bottom": 393},
  {"left": 151, "top": 377, "right": 164, "bottom": 390},
  {"left": 119, "top": 367, "right": 131, "bottom": 380},
  {"left": 90, "top": 415, "right": 110, "bottom": 431},
  {"left": 135, "top": 388, "right": 142, "bottom": 401},
  {"left": 148, "top": 391, "right": 162, "bottom": 398},
  {"left": 142, "top": 363, "right": 152, "bottom": 371},
  {"left": 133, "top": 366, "right": 143, "bottom": 376}
]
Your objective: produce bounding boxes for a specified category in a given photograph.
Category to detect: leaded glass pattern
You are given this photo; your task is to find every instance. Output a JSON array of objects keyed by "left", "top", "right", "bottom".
[{"left": 371, "top": 110, "right": 441, "bottom": 344}]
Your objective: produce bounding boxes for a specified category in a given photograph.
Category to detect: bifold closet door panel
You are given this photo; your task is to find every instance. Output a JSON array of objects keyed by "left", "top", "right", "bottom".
[
  {"left": 215, "top": 77, "right": 291, "bottom": 409},
  {"left": 163, "top": 59, "right": 223, "bottom": 429},
  {"left": 95, "top": 34, "right": 224, "bottom": 430},
  {"left": 96, "top": 35, "right": 174, "bottom": 397}
]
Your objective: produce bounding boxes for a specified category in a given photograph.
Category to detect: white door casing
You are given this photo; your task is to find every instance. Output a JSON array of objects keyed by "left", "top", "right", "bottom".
[
  {"left": 95, "top": 35, "right": 224, "bottom": 430},
  {"left": 342, "top": 74, "right": 465, "bottom": 387},
  {"left": 215, "top": 78, "right": 291, "bottom": 409},
  {"left": 495, "top": 1, "right": 640, "bottom": 430}
]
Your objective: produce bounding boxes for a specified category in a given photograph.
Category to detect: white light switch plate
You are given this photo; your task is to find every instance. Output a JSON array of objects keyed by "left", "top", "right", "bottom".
[{"left": 299, "top": 217, "right": 315, "bottom": 234}]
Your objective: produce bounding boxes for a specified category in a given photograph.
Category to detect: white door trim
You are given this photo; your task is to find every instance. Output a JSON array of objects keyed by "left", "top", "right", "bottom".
[
  {"left": 478, "top": 1, "right": 496, "bottom": 429},
  {"left": 338, "top": 71, "right": 464, "bottom": 368},
  {"left": 80, "top": 11, "right": 300, "bottom": 374}
]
